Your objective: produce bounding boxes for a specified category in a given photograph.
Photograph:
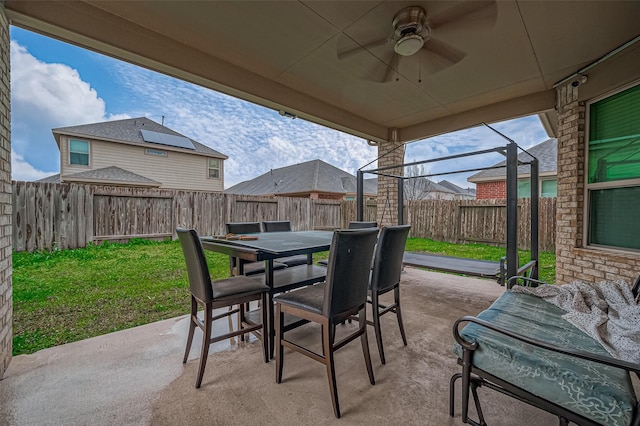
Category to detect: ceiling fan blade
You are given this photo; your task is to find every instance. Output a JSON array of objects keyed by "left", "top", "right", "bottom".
[
  {"left": 428, "top": 0, "right": 497, "bottom": 31},
  {"left": 337, "top": 37, "right": 389, "bottom": 60},
  {"left": 423, "top": 38, "right": 466, "bottom": 65},
  {"left": 379, "top": 53, "right": 397, "bottom": 83}
]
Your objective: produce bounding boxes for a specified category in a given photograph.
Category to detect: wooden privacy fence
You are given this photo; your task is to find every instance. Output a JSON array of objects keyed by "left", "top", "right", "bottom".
[
  {"left": 406, "top": 198, "right": 556, "bottom": 251},
  {"left": 12, "top": 181, "right": 555, "bottom": 252}
]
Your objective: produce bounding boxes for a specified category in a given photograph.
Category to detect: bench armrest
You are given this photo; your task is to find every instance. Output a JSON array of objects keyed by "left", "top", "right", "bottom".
[
  {"left": 453, "top": 315, "right": 640, "bottom": 375},
  {"left": 506, "top": 275, "right": 547, "bottom": 289}
]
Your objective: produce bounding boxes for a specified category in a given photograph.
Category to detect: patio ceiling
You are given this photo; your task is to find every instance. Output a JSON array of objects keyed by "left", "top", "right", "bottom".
[{"left": 5, "top": 1, "right": 640, "bottom": 144}]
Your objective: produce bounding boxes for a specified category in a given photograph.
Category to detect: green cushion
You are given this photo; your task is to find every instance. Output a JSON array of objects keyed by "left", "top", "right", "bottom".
[{"left": 454, "top": 291, "right": 636, "bottom": 426}]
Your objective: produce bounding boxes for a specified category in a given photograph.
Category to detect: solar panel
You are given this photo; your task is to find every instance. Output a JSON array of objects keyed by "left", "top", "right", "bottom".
[{"left": 140, "top": 129, "right": 195, "bottom": 150}]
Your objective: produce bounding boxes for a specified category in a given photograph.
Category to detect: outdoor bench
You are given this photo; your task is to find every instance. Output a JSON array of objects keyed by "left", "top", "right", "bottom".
[
  {"left": 450, "top": 275, "right": 640, "bottom": 426},
  {"left": 402, "top": 252, "right": 537, "bottom": 285}
]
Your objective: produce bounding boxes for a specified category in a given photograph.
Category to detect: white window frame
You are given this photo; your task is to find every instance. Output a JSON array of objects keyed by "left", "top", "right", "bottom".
[
  {"left": 207, "top": 158, "right": 221, "bottom": 179},
  {"left": 68, "top": 139, "right": 90, "bottom": 166},
  {"left": 583, "top": 80, "right": 640, "bottom": 252}
]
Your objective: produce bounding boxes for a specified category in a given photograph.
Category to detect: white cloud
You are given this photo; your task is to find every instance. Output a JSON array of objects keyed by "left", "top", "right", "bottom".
[
  {"left": 109, "top": 61, "right": 378, "bottom": 187},
  {"left": 10, "top": 41, "right": 129, "bottom": 178},
  {"left": 11, "top": 41, "right": 110, "bottom": 126},
  {"left": 11, "top": 151, "right": 53, "bottom": 181}
]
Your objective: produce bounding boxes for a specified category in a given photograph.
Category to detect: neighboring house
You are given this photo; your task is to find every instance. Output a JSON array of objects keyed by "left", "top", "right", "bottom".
[
  {"left": 38, "top": 117, "right": 228, "bottom": 191},
  {"left": 467, "top": 138, "right": 557, "bottom": 200},
  {"left": 225, "top": 159, "right": 377, "bottom": 200},
  {"left": 437, "top": 180, "right": 476, "bottom": 200}
]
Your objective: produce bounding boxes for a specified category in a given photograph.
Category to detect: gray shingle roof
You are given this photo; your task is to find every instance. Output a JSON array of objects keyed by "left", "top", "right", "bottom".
[
  {"left": 36, "top": 174, "right": 62, "bottom": 183},
  {"left": 225, "top": 159, "right": 377, "bottom": 196},
  {"left": 438, "top": 180, "right": 476, "bottom": 195},
  {"left": 52, "top": 117, "right": 227, "bottom": 158},
  {"left": 467, "top": 138, "right": 557, "bottom": 182},
  {"left": 37, "top": 166, "right": 160, "bottom": 187}
]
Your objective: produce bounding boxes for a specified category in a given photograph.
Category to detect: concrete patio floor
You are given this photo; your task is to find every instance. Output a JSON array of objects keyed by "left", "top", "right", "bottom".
[{"left": 0, "top": 268, "right": 558, "bottom": 425}]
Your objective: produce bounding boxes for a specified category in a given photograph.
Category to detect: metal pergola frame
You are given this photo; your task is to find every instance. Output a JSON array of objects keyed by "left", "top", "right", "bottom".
[{"left": 356, "top": 142, "right": 539, "bottom": 282}]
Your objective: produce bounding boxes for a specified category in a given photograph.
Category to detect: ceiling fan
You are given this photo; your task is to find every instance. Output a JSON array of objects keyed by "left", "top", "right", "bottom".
[{"left": 338, "top": 1, "right": 497, "bottom": 83}]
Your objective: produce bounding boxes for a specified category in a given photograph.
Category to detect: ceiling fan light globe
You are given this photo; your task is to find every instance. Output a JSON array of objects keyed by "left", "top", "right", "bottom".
[{"left": 394, "top": 34, "right": 424, "bottom": 56}]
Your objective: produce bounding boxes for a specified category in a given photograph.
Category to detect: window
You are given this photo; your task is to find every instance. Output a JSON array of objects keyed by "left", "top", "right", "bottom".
[
  {"left": 516, "top": 178, "right": 557, "bottom": 198},
  {"left": 541, "top": 180, "right": 557, "bottom": 198},
  {"left": 517, "top": 179, "right": 530, "bottom": 198},
  {"left": 69, "top": 139, "right": 89, "bottom": 166},
  {"left": 145, "top": 148, "right": 167, "bottom": 157},
  {"left": 586, "top": 83, "right": 640, "bottom": 251},
  {"left": 208, "top": 158, "right": 221, "bottom": 179}
]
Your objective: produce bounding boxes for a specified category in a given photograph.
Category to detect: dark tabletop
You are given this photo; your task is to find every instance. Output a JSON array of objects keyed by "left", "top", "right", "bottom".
[{"left": 201, "top": 230, "right": 333, "bottom": 255}]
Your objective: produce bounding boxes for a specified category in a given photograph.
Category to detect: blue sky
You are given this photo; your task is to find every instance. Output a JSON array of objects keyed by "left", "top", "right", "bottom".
[{"left": 10, "top": 26, "right": 549, "bottom": 189}]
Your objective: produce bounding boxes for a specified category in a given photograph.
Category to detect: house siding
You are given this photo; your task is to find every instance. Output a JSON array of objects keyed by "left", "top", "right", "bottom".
[
  {"left": 0, "top": 5, "right": 11, "bottom": 378},
  {"left": 60, "top": 136, "right": 224, "bottom": 191},
  {"left": 476, "top": 181, "right": 506, "bottom": 199},
  {"left": 555, "top": 81, "right": 640, "bottom": 285}
]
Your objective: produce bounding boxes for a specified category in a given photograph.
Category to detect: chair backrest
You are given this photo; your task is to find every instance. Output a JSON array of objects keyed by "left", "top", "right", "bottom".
[
  {"left": 370, "top": 225, "right": 411, "bottom": 293},
  {"left": 177, "top": 228, "right": 213, "bottom": 303},
  {"left": 348, "top": 221, "right": 378, "bottom": 229},
  {"left": 323, "top": 228, "right": 379, "bottom": 317},
  {"left": 226, "top": 222, "right": 261, "bottom": 234},
  {"left": 262, "top": 221, "right": 292, "bottom": 232}
]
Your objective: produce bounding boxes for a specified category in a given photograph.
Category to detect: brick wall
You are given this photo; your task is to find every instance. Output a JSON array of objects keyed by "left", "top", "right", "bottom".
[
  {"left": 475, "top": 181, "right": 506, "bottom": 199},
  {"left": 0, "top": 5, "right": 11, "bottom": 379},
  {"left": 376, "top": 139, "right": 404, "bottom": 226},
  {"left": 554, "top": 81, "right": 640, "bottom": 285}
]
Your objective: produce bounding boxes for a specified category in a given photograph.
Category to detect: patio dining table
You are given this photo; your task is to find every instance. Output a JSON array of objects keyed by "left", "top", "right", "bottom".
[{"left": 200, "top": 230, "right": 333, "bottom": 357}]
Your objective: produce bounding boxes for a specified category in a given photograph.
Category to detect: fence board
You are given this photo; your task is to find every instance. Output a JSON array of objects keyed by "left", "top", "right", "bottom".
[{"left": 11, "top": 181, "right": 556, "bottom": 253}]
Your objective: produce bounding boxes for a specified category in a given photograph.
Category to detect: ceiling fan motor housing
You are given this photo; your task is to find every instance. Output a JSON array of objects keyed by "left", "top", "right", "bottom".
[{"left": 392, "top": 6, "right": 430, "bottom": 56}]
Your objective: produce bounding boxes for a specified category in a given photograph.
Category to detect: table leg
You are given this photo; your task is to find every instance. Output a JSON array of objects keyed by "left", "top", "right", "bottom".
[{"left": 265, "top": 259, "right": 276, "bottom": 359}]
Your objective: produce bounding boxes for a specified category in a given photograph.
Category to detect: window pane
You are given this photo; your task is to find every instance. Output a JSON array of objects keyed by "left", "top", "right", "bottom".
[
  {"left": 70, "top": 140, "right": 89, "bottom": 154},
  {"left": 590, "top": 84, "right": 640, "bottom": 141},
  {"left": 70, "top": 152, "right": 89, "bottom": 166},
  {"left": 517, "top": 180, "right": 530, "bottom": 198},
  {"left": 588, "top": 84, "right": 640, "bottom": 183},
  {"left": 208, "top": 169, "right": 219, "bottom": 178},
  {"left": 208, "top": 158, "right": 219, "bottom": 168},
  {"left": 541, "top": 180, "right": 557, "bottom": 197},
  {"left": 589, "top": 187, "right": 640, "bottom": 250}
]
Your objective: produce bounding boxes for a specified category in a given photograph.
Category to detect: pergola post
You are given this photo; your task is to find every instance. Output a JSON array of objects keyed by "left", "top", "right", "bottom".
[
  {"left": 397, "top": 178, "right": 404, "bottom": 225},
  {"left": 356, "top": 170, "right": 364, "bottom": 221},
  {"left": 530, "top": 157, "right": 539, "bottom": 279},
  {"left": 506, "top": 142, "right": 518, "bottom": 281}
]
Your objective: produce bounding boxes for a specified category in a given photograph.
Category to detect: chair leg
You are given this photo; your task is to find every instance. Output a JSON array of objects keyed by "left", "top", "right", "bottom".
[
  {"left": 183, "top": 297, "right": 197, "bottom": 364},
  {"left": 275, "top": 302, "right": 284, "bottom": 383},
  {"left": 371, "top": 293, "right": 386, "bottom": 364},
  {"left": 261, "top": 293, "right": 269, "bottom": 363},
  {"left": 394, "top": 286, "right": 408, "bottom": 346},
  {"left": 359, "top": 307, "right": 375, "bottom": 385},
  {"left": 323, "top": 320, "right": 340, "bottom": 418},
  {"left": 195, "top": 302, "right": 213, "bottom": 388}
]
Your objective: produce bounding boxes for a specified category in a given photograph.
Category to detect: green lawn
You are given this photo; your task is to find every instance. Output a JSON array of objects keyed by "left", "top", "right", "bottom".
[{"left": 12, "top": 237, "right": 555, "bottom": 356}]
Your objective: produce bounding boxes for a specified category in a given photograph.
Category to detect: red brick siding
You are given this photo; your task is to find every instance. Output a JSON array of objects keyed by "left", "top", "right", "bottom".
[{"left": 475, "top": 181, "right": 506, "bottom": 199}]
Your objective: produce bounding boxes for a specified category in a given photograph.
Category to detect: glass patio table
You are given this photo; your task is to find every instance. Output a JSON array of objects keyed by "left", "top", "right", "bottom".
[{"left": 200, "top": 230, "right": 333, "bottom": 357}]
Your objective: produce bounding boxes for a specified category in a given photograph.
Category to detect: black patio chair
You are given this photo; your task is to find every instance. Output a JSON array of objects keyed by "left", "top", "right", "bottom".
[
  {"left": 177, "top": 228, "right": 269, "bottom": 388},
  {"left": 262, "top": 221, "right": 309, "bottom": 267},
  {"left": 225, "top": 222, "right": 287, "bottom": 275},
  {"left": 367, "top": 224, "right": 411, "bottom": 364},
  {"left": 348, "top": 221, "right": 378, "bottom": 229},
  {"left": 317, "top": 220, "right": 378, "bottom": 266},
  {"left": 274, "top": 228, "right": 379, "bottom": 418}
]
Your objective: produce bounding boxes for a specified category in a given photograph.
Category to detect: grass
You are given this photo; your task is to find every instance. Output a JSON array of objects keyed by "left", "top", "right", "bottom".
[{"left": 12, "top": 237, "right": 556, "bottom": 356}]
